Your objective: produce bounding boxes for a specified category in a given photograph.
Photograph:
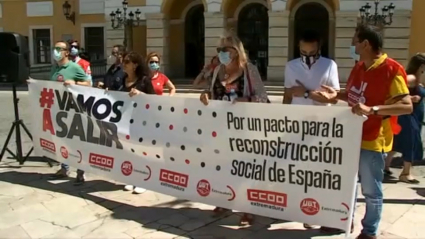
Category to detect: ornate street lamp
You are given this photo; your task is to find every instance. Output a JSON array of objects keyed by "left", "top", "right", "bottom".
[
  {"left": 109, "top": 0, "right": 143, "bottom": 29},
  {"left": 359, "top": 0, "right": 395, "bottom": 26},
  {"left": 62, "top": 1, "right": 76, "bottom": 25}
]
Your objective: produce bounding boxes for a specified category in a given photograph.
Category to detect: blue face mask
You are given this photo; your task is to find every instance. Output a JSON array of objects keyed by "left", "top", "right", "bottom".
[
  {"left": 350, "top": 46, "right": 360, "bottom": 61},
  {"left": 70, "top": 47, "right": 79, "bottom": 56},
  {"left": 149, "top": 62, "right": 160, "bottom": 70},
  {"left": 218, "top": 51, "right": 232, "bottom": 65},
  {"left": 53, "top": 49, "right": 63, "bottom": 61}
]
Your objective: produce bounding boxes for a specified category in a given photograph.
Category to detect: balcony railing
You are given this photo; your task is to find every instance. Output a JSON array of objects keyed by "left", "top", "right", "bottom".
[{"left": 29, "top": 59, "right": 107, "bottom": 80}]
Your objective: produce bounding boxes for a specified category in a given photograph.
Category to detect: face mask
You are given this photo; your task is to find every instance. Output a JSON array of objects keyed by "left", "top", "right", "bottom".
[
  {"left": 218, "top": 51, "right": 232, "bottom": 65},
  {"left": 350, "top": 46, "right": 360, "bottom": 61},
  {"left": 300, "top": 53, "right": 318, "bottom": 67},
  {"left": 107, "top": 55, "right": 117, "bottom": 65},
  {"left": 70, "top": 47, "right": 79, "bottom": 56},
  {"left": 53, "top": 49, "right": 63, "bottom": 61},
  {"left": 149, "top": 62, "right": 160, "bottom": 70}
]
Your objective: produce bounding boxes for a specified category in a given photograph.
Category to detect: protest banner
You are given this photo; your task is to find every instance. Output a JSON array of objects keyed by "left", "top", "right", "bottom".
[{"left": 29, "top": 80, "right": 363, "bottom": 233}]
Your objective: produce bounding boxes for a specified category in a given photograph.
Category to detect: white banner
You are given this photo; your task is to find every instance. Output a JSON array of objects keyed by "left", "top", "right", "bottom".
[{"left": 28, "top": 80, "right": 363, "bottom": 232}]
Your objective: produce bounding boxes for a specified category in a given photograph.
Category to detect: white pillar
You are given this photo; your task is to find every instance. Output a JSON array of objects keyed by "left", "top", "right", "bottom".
[
  {"left": 267, "top": 10, "right": 289, "bottom": 82},
  {"left": 204, "top": 12, "right": 225, "bottom": 64},
  {"left": 146, "top": 13, "right": 170, "bottom": 74}
]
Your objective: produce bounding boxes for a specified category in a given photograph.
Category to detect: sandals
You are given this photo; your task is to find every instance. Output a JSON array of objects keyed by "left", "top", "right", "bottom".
[
  {"left": 384, "top": 169, "right": 393, "bottom": 176},
  {"left": 240, "top": 213, "right": 255, "bottom": 225},
  {"left": 399, "top": 174, "right": 420, "bottom": 184},
  {"left": 212, "top": 207, "right": 231, "bottom": 217}
]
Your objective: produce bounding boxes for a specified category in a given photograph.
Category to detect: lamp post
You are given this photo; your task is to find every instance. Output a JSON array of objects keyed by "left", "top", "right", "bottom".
[
  {"left": 109, "top": 0, "right": 142, "bottom": 49},
  {"left": 62, "top": 1, "right": 76, "bottom": 25},
  {"left": 359, "top": 0, "right": 395, "bottom": 26}
]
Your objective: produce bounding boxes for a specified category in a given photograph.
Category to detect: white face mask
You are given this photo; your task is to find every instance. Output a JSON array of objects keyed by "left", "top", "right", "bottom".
[{"left": 350, "top": 46, "right": 360, "bottom": 61}]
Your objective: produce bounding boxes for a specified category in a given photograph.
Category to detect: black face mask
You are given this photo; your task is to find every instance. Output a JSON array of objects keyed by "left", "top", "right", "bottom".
[{"left": 300, "top": 53, "right": 320, "bottom": 67}]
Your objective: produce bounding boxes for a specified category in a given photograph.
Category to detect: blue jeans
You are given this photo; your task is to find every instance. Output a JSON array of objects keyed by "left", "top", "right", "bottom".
[
  {"left": 356, "top": 149, "right": 385, "bottom": 236},
  {"left": 61, "top": 163, "right": 84, "bottom": 176}
]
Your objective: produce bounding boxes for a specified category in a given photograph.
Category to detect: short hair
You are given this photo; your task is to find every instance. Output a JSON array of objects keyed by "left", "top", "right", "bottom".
[
  {"left": 146, "top": 52, "right": 161, "bottom": 64},
  {"left": 113, "top": 44, "right": 126, "bottom": 55},
  {"left": 406, "top": 53, "right": 425, "bottom": 75},
  {"left": 299, "top": 30, "right": 321, "bottom": 45},
  {"left": 355, "top": 24, "right": 383, "bottom": 52},
  {"left": 218, "top": 29, "right": 248, "bottom": 68},
  {"left": 56, "top": 41, "right": 70, "bottom": 52}
]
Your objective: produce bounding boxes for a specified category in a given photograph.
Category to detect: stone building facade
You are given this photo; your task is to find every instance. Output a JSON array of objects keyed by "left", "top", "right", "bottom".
[{"left": 104, "top": 0, "right": 413, "bottom": 82}]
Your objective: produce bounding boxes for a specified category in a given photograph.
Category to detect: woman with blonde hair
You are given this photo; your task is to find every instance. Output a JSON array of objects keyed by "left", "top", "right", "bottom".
[
  {"left": 384, "top": 53, "right": 425, "bottom": 183},
  {"left": 146, "top": 52, "right": 176, "bottom": 96},
  {"left": 199, "top": 30, "right": 269, "bottom": 225}
]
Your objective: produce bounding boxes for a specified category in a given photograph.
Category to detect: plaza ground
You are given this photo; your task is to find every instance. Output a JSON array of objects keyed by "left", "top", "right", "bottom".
[{"left": 0, "top": 90, "right": 424, "bottom": 239}]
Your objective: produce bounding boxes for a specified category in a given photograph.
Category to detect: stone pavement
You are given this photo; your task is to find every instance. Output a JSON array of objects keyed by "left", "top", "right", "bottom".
[{"left": 0, "top": 92, "right": 424, "bottom": 239}]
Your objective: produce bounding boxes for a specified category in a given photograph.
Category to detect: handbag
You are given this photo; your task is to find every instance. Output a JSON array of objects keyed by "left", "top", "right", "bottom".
[{"left": 245, "top": 66, "right": 271, "bottom": 103}]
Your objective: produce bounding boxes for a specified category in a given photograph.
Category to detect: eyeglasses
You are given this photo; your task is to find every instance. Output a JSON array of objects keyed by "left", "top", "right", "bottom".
[
  {"left": 216, "top": 46, "right": 236, "bottom": 53},
  {"left": 71, "top": 45, "right": 78, "bottom": 48},
  {"left": 149, "top": 61, "right": 159, "bottom": 64},
  {"left": 54, "top": 47, "right": 67, "bottom": 51}
]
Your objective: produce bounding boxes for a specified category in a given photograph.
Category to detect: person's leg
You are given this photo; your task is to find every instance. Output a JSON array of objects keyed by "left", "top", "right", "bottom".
[
  {"left": 399, "top": 160, "right": 419, "bottom": 184},
  {"left": 384, "top": 151, "right": 396, "bottom": 176},
  {"left": 74, "top": 170, "right": 85, "bottom": 186},
  {"left": 358, "top": 149, "right": 384, "bottom": 237},
  {"left": 49, "top": 163, "right": 69, "bottom": 179}
]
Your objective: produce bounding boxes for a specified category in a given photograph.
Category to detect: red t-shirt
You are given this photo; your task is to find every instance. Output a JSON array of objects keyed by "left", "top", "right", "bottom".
[{"left": 151, "top": 73, "right": 169, "bottom": 95}]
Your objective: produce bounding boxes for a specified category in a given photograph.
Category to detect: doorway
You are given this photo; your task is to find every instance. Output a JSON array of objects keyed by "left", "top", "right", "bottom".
[
  {"left": 292, "top": 2, "right": 330, "bottom": 59},
  {"left": 185, "top": 4, "right": 205, "bottom": 78},
  {"left": 237, "top": 3, "right": 269, "bottom": 79}
]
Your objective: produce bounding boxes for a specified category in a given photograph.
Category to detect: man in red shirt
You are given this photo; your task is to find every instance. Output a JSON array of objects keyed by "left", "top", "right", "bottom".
[
  {"left": 69, "top": 40, "right": 92, "bottom": 86},
  {"left": 318, "top": 24, "right": 412, "bottom": 239}
]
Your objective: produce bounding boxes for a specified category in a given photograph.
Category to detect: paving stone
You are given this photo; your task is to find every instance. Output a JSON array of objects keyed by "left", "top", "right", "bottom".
[
  {"left": 157, "top": 213, "right": 191, "bottom": 227},
  {"left": 82, "top": 231, "right": 133, "bottom": 239},
  {"left": 0, "top": 203, "right": 51, "bottom": 230},
  {"left": 0, "top": 225, "right": 31, "bottom": 239},
  {"left": 9, "top": 191, "right": 56, "bottom": 210},
  {"left": 42, "top": 194, "right": 90, "bottom": 213},
  {"left": 124, "top": 223, "right": 172, "bottom": 238},
  {"left": 41, "top": 228, "right": 81, "bottom": 239},
  {"left": 21, "top": 219, "right": 65, "bottom": 239},
  {"left": 136, "top": 227, "right": 187, "bottom": 239},
  {"left": 385, "top": 204, "right": 425, "bottom": 238}
]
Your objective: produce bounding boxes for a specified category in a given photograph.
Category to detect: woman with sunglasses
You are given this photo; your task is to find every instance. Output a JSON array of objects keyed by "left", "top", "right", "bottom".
[
  {"left": 119, "top": 52, "right": 156, "bottom": 194},
  {"left": 199, "top": 30, "right": 269, "bottom": 226},
  {"left": 146, "top": 52, "right": 176, "bottom": 96}
]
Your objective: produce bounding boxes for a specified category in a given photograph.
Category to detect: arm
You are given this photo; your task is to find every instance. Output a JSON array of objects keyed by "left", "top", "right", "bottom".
[
  {"left": 283, "top": 65, "right": 293, "bottom": 104},
  {"left": 310, "top": 60, "right": 340, "bottom": 104},
  {"left": 193, "top": 66, "right": 211, "bottom": 88},
  {"left": 375, "top": 70, "right": 412, "bottom": 116},
  {"left": 73, "top": 64, "right": 92, "bottom": 86},
  {"left": 165, "top": 79, "right": 176, "bottom": 96}
]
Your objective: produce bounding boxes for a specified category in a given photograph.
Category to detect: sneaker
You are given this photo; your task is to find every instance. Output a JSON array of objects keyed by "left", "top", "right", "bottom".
[
  {"left": 49, "top": 168, "right": 69, "bottom": 179},
  {"left": 73, "top": 174, "right": 85, "bottom": 186},
  {"left": 124, "top": 185, "right": 135, "bottom": 191},
  {"left": 133, "top": 187, "right": 146, "bottom": 194},
  {"left": 304, "top": 223, "right": 314, "bottom": 229}
]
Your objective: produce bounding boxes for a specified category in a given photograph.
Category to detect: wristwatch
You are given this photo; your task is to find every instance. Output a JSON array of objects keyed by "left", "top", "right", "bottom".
[
  {"left": 372, "top": 106, "right": 380, "bottom": 115},
  {"left": 304, "top": 90, "right": 310, "bottom": 99}
]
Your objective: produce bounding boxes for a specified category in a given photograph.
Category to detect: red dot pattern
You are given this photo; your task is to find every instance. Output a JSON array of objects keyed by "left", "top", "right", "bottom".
[
  {"left": 212, "top": 131, "right": 217, "bottom": 137},
  {"left": 169, "top": 125, "right": 174, "bottom": 130},
  {"left": 184, "top": 108, "right": 188, "bottom": 114},
  {"left": 185, "top": 159, "right": 190, "bottom": 164},
  {"left": 145, "top": 104, "right": 150, "bottom": 109},
  {"left": 143, "top": 152, "right": 147, "bottom": 156},
  {"left": 126, "top": 135, "right": 130, "bottom": 140}
]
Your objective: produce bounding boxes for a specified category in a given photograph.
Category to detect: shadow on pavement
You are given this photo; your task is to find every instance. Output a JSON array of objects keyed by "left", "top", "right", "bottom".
[{"left": 0, "top": 171, "right": 336, "bottom": 239}]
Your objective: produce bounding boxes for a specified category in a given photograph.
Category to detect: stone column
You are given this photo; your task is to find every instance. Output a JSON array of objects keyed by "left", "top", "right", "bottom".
[
  {"left": 267, "top": 10, "right": 289, "bottom": 82},
  {"left": 382, "top": 10, "right": 411, "bottom": 67},
  {"left": 204, "top": 12, "right": 225, "bottom": 65},
  {"left": 334, "top": 11, "right": 358, "bottom": 83},
  {"left": 145, "top": 13, "right": 170, "bottom": 74}
]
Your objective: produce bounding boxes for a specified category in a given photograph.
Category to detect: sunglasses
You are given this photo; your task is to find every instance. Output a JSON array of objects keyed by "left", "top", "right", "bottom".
[
  {"left": 216, "top": 47, "right": 235, "bottom": 53},
  {"left": 71, "top": 45, "right": 78, "bottom": 48},
  {"left": 149, "top": 61, "right": 159, "bottom": 64}
]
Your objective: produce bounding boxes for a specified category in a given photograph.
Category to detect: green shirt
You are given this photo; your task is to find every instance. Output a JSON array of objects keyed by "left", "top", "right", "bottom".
[{"left": 50, "top": 61, "right": 90, "bottom": 83}]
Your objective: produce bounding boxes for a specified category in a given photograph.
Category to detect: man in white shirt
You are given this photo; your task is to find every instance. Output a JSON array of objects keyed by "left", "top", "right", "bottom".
[
  {"left": 283, "top": 30, "right": 340, "bottom": 105},
  {"left": 283, "top": 30, "right": 343, "bottom": 231}
]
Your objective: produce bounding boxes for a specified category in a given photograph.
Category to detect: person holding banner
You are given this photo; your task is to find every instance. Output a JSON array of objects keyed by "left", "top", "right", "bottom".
[
  {"left": 317, "top": 24, "right": 413, "bottom": 239},
  {"left": 199, "top": 30, "right": 269, "bottom": 225},
  {"left": 384, "top": 53, "right": 425, "bottom": 184},
  {"left": 146, "top": 52, "right": 176, "bottom": 96},
  {"left": 283, "top": 30, "right": 341, "bottom": 230},
  {"left": 96, "top": 45, "right": 126, "bottom": 90},
  {"left": 47, "top": 41, "right": 92, "bottom": 183}
]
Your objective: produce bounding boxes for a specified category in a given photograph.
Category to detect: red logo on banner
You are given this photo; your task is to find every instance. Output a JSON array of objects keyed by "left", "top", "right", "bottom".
[
  {"left": 159, "top": 169, "right": 188, "bottom": 188},
  {"left": 300, "top": 198, "right": 320, "bottom": 215},
  {"left": 196, "top": 179, "right": 211, "bottom": 197},
  {"left": 121, "top": 161, "right": 133, "bottom": 176},
  {"left": 89, "top": 153, "right": 114, "bottom": 169},
  {"left": 247, "top": 189, "right": 287, "bottom": 207},
  {"left": 40, "top": 138, "right": 56, "bottom": 153},
  {"left": 60, "top": 146, "right": 68, "bottom": 159}
]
